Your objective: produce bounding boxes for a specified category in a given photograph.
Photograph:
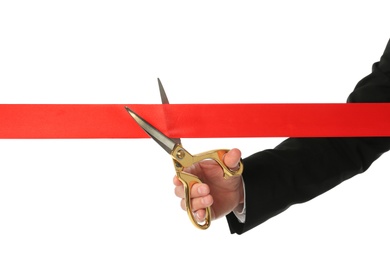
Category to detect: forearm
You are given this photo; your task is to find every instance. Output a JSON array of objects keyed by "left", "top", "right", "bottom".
[{"left": 228, "top": 136, "right": 390, "bottom": 234}]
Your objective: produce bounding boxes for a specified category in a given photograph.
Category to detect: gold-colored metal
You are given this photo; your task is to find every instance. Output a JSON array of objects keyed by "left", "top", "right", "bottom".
[{"left": 171, "top": 144, "right": 243, "bottom": 230}]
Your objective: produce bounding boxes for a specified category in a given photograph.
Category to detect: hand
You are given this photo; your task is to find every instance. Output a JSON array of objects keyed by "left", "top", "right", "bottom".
[{"left": 173, "top": 148, "right": 244, "bottom": 222}]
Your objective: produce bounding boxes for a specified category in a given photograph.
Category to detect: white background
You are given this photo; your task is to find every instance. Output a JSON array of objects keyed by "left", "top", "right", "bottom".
[{"left": 1, "top": 1, "right": 390, "bottom": 259}]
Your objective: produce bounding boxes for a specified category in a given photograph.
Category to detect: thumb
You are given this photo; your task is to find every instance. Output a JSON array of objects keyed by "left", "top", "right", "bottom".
[{"left": 223, "top": 148, "right": 242, "bottom": 170}]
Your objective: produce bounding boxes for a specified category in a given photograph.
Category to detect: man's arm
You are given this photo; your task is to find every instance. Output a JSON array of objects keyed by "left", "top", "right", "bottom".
[{"left": 227, "top": 39, "right": 390, "bottom": 234}]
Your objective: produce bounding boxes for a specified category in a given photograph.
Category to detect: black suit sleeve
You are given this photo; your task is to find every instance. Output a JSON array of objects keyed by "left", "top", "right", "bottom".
[{"left": 226, "top": 38, "right": 390, "bottom": 235}]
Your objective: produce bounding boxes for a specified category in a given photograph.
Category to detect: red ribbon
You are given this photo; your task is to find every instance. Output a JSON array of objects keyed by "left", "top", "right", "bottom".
[{"left": 1, "top": 103, "right": 390, "bottom": 138}]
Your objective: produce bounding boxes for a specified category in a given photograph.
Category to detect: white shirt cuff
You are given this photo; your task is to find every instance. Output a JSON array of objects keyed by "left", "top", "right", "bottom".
[{"left": 232, "top": 177, "right": 246, "bottom": 223}]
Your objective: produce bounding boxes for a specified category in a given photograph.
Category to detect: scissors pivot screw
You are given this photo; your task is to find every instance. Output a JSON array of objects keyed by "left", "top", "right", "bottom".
[{"left": 176, "top": 149, "right": 185, "bottom": 159}]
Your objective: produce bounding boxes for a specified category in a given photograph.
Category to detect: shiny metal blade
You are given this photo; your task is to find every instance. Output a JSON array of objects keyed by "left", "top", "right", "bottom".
[
  {"left": 125, "top": 106, "right": 176, "bottom": 154},
  {"left": 157, "top": 78, "right": 182, "bottom": 144},
  {"left": 158, "top": 78, "right": 169, "bottom": 104}
]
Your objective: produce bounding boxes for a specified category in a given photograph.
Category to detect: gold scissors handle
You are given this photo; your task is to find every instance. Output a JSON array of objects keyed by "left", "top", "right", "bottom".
[{"left": 171, "top": 144, "right": 244, "bottom": 229}]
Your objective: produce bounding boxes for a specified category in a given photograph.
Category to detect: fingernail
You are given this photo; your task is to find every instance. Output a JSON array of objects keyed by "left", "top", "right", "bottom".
[
  {"left": 195, "top": 211, "right": 204, "bottom": 221},
  {"left": 201, "top": 196, "right": 211, "bottom": 206}
]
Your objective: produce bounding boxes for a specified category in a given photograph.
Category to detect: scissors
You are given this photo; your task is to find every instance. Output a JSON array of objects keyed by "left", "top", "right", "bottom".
[{"left": 124, "top": 79, "right": 244, "bottom": 229}]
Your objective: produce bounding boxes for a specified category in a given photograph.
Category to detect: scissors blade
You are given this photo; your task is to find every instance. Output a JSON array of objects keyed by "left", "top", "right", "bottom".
[
  {"left": 158, "top": 78, "right": 170, "bottom": 105},
  {"left": 125, "top": 106, "right": 177, "bottom": 154},
  {"left": 157, "top": 78, "right": 182, "bottom": 144}
]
